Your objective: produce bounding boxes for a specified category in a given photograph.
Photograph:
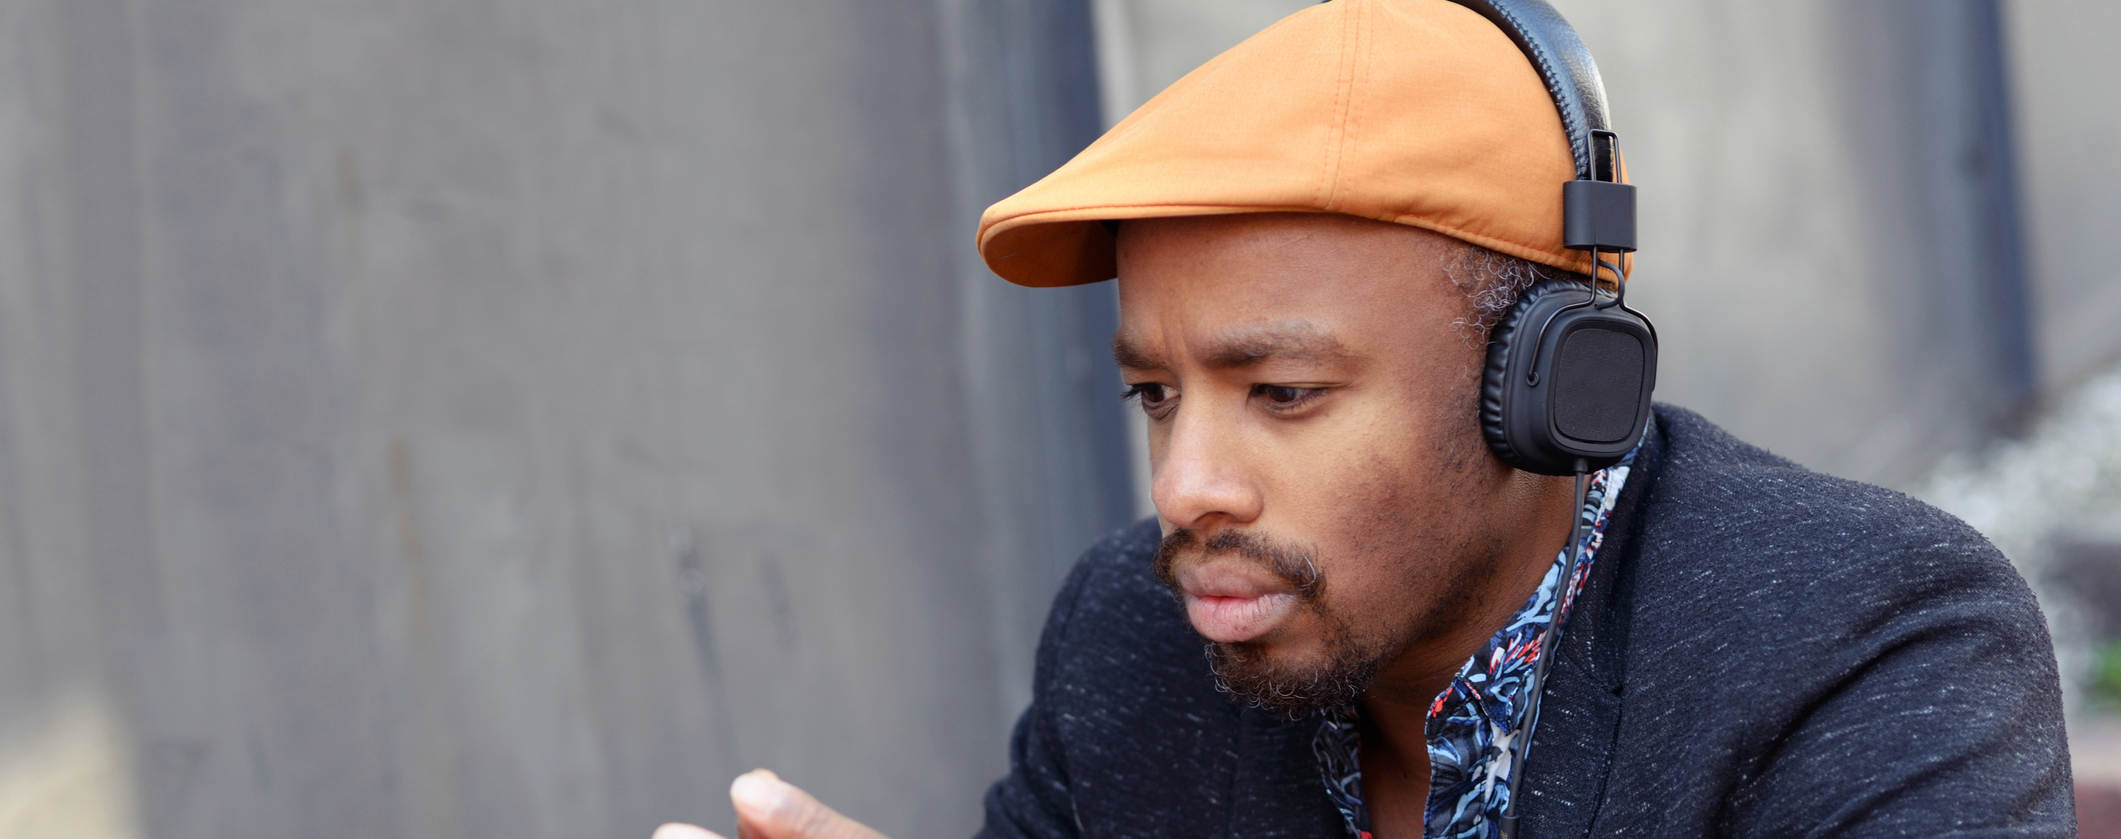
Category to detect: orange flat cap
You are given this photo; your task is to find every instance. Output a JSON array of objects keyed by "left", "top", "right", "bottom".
[{"left": 977, "top": 0, "right": 1625, "bottom": 287}]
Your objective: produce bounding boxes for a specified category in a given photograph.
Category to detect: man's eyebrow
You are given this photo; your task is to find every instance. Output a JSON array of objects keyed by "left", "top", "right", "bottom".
[
  {"left": 1112, "top": 324, "right": 1353, "bottom": 371},
  {"left": 1200, "top": 326, "right": 1350, "bottom": 369},
  {"left": 1112, "top": 334, "right": 1162, "bottom": 370}
]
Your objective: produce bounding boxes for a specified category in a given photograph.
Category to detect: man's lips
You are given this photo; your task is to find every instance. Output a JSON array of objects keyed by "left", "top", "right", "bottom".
[{"left": 1172, "top": 560, "right": 1301, "bottom": 644}]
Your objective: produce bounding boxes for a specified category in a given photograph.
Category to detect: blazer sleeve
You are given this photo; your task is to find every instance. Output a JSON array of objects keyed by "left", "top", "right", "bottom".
[{"left": 1726, "top": 541, "right": 2076, "bottom": 838}]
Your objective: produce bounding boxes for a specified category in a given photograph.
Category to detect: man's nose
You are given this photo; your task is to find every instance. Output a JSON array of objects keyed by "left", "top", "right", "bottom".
[{"left": 1150, "top": 403, "right": 1264, "bottom": 529}]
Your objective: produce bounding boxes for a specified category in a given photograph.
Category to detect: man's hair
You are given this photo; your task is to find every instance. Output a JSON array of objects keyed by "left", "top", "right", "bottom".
[
  {"left": 1445, "top": 244, "right": 1586, "bottom": 340},
  {"left": 1438, "top": 243, "right": 1588, "bottom": 468}
]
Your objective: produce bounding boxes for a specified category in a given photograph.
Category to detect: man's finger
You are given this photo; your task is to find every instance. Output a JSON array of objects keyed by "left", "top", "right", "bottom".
[
  {"left": 729, "top": 769, "right": 890, "bottom": 839},
  {"left": 653, "top": 823, "right": 727, "bottom": 839}
]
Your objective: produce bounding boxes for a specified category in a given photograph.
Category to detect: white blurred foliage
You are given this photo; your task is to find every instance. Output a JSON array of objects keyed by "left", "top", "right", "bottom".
[{"left": 1917, "top": 363, "right": 2121, "bottom": 716}]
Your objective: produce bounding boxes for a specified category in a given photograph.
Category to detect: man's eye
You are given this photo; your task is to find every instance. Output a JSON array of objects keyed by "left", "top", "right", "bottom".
[
  {"left": 1124, "top": 383, "right": 1173, "bottom": 409},
  {"left": 1253, "top": 384, "right": 1321, "bottom": 408}
]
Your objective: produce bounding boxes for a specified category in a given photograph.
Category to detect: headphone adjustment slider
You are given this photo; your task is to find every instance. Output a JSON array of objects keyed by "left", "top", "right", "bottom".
[{"left": 1562, "top": 179, "right": 1637, "bottom": 253}]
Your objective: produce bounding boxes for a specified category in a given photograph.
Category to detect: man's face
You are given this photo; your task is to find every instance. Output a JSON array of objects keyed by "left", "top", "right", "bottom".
[{"left": 1116, "top": 212, "right": 1541, "bottom": 715}]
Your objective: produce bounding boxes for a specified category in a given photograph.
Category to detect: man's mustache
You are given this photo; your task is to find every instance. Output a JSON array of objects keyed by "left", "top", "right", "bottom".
[{"left": 1152, "top": 527, "right": 1324, "bottom": 602}]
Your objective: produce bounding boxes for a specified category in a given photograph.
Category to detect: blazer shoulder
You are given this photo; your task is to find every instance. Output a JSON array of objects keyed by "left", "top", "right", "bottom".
[
  {"left": 1647, "top": 404, "right": 2013, "bottom": 578},
  {"left": 1634, "top": 405, "right": 2047, "bottom": 657},
  {"left": 1600, "top": 408, "right": 2071, "bottom": 839}
]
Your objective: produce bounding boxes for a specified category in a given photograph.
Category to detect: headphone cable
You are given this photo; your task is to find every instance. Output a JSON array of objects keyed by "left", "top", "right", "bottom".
[{"left": 1496, "top": 458, "right": 1589, "bottom": 839}]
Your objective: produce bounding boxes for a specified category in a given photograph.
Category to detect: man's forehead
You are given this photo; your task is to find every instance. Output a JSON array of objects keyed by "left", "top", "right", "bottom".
[{"left": 1111, "top": 214, "right": 1471, "bottom": 372}]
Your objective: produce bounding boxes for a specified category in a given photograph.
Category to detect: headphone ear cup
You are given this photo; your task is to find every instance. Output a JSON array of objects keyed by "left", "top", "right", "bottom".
[
  {"left": 1480, "top": 279, "right": 1658, "bottom": 475},
  {"left": 1480, "top": 283, "right": 1549, "bottom": 471}
]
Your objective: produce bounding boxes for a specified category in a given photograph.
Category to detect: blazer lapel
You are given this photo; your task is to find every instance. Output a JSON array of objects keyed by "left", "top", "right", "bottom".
[{"left": 1516, "top": 420, "right": 1663, "bottom": 837}]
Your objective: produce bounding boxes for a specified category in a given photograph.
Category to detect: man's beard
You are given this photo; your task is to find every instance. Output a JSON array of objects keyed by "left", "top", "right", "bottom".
[{"left": 1153, "top": 528, "right": 1393, "bottom": 718}]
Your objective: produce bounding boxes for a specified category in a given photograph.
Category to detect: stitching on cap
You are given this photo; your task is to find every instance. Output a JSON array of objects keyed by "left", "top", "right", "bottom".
[
  {"left": 1331, "top": 0, "right": 1376, "bottom": 213},
  {"left": 1315, "top": 0, "right": 1360, "bottom": 210}
]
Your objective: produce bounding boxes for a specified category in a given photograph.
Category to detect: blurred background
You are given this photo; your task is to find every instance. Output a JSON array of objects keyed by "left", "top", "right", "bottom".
[{"left": 0, "top": 0, "right": 2116, "bottom": 836}]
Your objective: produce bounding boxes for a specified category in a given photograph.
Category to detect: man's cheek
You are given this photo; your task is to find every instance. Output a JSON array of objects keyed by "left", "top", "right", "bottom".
[{"left": 1319, "top": 565, "right": 1416, "bottom": 637}]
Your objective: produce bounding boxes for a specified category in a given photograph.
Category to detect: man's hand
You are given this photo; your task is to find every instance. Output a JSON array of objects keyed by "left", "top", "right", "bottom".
[{"left": 652, "top": 769, "right": 891, "bottom": 839}]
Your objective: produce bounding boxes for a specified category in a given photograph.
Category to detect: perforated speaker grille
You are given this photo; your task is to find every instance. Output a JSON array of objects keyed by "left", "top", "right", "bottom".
[{"left": 1552, "top": 326, "right": 1645, "bottom": 443}]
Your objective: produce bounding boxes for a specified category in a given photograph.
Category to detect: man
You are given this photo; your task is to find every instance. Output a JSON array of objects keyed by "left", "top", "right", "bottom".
[{"left": 659, "top": 0, "right": 2074, "bottom": 836}]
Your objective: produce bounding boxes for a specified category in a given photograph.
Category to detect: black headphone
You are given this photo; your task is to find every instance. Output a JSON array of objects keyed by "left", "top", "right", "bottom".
[
  {"left": 1453, "top": 0, "right": 1658, "bottom": 478},
  {"left": 1439, "top": 6, "right": 1652, "bottom": 833}
]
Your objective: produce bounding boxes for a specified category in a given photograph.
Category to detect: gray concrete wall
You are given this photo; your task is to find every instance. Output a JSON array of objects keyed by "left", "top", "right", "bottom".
[
  {"left": 2007, "top": 0, "right": 2121, "bottom": 394},
  {"left": 1095, "top": 0, "right": 2115, "bottom": 487},
  {"left": 0, "top": 0, "right": 1130, "bottom": 837}
]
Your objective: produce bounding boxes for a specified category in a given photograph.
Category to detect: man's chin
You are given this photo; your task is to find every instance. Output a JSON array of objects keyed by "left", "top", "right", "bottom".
[{"left": 1204, "top": 639, "right": 1381, "bottom": 718}]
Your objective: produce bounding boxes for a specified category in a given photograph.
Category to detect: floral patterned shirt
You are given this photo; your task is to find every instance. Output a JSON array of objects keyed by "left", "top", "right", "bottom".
[{"left": 1313, "top": 448, "right": 1637, "bottom": 839}]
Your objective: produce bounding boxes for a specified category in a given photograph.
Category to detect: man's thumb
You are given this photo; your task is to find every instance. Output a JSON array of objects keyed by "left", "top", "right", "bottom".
[{"left": 730, "top": 769, "right": 888, "bottom": 839}]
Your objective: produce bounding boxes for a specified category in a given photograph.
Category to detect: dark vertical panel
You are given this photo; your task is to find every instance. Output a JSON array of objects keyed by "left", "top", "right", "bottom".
[
  {"left": 1962, "top": 0, "right": 2038, "bottom": 428},
  {"left": 1826, "top": 0, "right": 2041, "bottom": 473},
  {"left": 948, "top": 0, "right": 1139, "bottom": 722}
]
